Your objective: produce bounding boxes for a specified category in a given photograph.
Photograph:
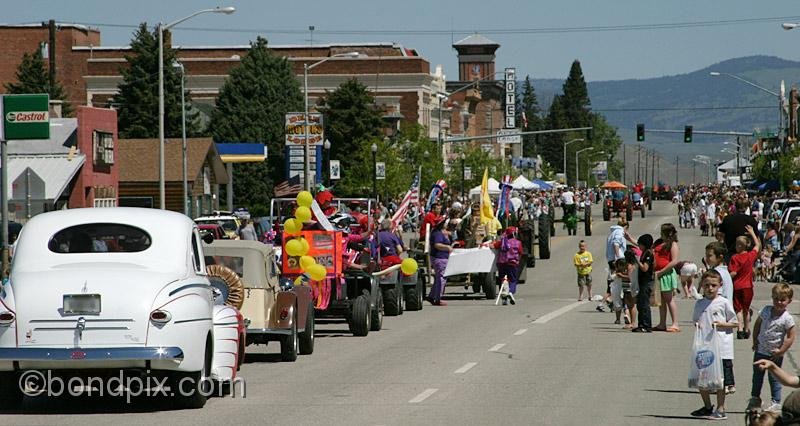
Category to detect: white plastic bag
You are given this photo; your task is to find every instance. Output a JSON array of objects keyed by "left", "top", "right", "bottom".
[{"left": 688, "top": 324, "right": 724, "bottom": 390}]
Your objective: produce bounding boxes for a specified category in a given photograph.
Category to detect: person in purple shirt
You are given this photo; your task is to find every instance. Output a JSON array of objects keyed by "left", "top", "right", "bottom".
[
  {"left": 378, "top": 219, "right": 405, "bottom": 269},
  {"left": 427, "top": 218, "right": 453, "bottom": 306}
]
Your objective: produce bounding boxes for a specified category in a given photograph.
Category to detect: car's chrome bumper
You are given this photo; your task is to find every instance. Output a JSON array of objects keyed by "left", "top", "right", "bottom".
[
  {"left": 246, "top": 328, "right": 291, "bottom": 336},
  {"left": 0, "top": 347, "right": 184, "bottom": 362}
]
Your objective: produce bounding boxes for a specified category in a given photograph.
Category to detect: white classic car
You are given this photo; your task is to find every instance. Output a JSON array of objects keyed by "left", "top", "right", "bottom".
[{"left": 0, "top": 208, "right": 244, "bottom": 409}]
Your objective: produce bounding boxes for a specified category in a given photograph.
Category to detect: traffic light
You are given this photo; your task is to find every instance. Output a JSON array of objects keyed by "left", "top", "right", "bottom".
[
  {"left": 684, "top": 125, "right": 693, "bottom": 143},
  {"left": 636, "top": 123, "right": 645, "bottom": 142}
]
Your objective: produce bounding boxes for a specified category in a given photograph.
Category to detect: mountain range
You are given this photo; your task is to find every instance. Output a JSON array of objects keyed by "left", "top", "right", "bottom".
[{"left": 531, "top": 55, "right": 800, "bottom": 163}]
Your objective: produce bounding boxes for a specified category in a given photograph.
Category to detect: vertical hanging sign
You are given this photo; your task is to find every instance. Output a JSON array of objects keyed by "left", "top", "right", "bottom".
[{"left": 504, "top": 67, "right": 516, "bottom": 129}]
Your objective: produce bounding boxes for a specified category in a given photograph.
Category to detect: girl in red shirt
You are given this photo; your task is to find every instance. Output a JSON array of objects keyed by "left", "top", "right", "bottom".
[{"left": 653, "top": 223, "right": 681, "bottom": 332}]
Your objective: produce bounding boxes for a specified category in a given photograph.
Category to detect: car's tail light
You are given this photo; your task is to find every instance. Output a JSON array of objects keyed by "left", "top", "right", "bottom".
[
  {"left": 279, "top": 308, "right": 289, "bottom": 321},
  {"left": 150, "top": 310, "right": 172, "bottom": 323},
  {"left": 0, "top": 311, "right": 15, "bottom": 325}
]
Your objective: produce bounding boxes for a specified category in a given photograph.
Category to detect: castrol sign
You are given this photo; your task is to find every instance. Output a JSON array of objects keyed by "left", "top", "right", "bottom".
[
  {"left": 6, "top": 111, "right": 49, "bottom": 123},
  {"left": 1, "top": 94, "right": 50, "bottom": 140}
]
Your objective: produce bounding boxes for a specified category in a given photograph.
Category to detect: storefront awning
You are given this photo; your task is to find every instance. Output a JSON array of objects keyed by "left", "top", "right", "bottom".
[
  {"left": 216, "top": 143, "right": 267, "bottom": 163},
  {"left": 4, "top": 154, "right": 86, "bottom": 201}
]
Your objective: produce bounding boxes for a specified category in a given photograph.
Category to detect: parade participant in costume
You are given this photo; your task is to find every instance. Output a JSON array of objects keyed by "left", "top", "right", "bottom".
[
  {"left": 377, "top": 219, "right": 404, "bottom": 269},
  {"left": 493, "top": 226, "right": 522, "bottom": 305},
  {"left": 427, "top": 218, "right": 453, "bottom": 306}
]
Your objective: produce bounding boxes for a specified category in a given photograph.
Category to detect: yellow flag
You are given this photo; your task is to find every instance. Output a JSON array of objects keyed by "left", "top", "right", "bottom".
[{"left": 480, "top": 168, "right": 495, "bottom": 224}]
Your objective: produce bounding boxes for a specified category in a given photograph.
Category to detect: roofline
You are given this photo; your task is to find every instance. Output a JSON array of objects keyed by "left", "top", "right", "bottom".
[
  {"left": 0, "top": 22, "right": 99, "bottom": 32},
  {"left": 73, "top": 41, "right": 403, "bottom": 51}
]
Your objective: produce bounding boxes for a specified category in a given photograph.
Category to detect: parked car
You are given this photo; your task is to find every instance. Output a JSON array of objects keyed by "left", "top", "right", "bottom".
[
  {"left": 195, "top": 214, "right": 241, "bottom": 240},
  {"left": 0, "top": 207, "right": 244, "bottom": 409},
  {"left": 198, "top": 223, "right": 227, "bottom": 241},
  {"left": 203, "top": 239, "right": 314, "bottom": 361}
]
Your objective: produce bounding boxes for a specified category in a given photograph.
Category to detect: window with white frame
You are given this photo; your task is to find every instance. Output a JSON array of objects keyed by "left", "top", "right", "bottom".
[
  {"left": 93, "top": 198, "right": 117, "bottom": 208},
  {"left": 93, "top": 131, "right": 114, "bottom": 165}
]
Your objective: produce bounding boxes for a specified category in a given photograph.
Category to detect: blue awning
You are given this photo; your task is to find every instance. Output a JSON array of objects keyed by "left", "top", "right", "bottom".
[{"left": 215, "top": 143, "right": 267, "bottom": 163}]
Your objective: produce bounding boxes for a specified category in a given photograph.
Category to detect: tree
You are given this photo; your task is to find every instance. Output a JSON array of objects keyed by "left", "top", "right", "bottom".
[
  {"left": 319, "top": 78, "right": 384, "bottom": 190},
  {"left": 588, "top": 113, "right": 623, "bottom": 182},
  {"left": 114, "top": 23, "right": 201, "bottom": 139},
  {"left": 209, "top": 36, "right": 303, "bottom": 207},
  {"left": 541, "top": 95, "right": 568, "bottom": 173},
  {"left": 516, "top": 76, "right": 542, "bottom": 157},
  {"left": 5, "top": 48, "right": 73, "bottom": 116},
  {"left": 561, "top": 60, "right": 591, "bottom": 129}
]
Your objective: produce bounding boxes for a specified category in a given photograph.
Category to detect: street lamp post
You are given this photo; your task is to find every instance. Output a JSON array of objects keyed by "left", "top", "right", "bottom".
[
  {"left": 371, "top": 143, "right": 378, "bottom": 200},
  {"left": 564, "top": 138, "right": 583, "bottom": 185},
  {"left": 303, "top": 52, "right": 360, "bottom": 191},
  {"left": 586, "top": 150, "right": 604, "bottom": 184},
  {"left": 710, "top": 71, "right": 783, "bottom": 148},
  {"left": 159, "top": 6, "right": 235, "bottom": 210},
  {"left": 437, "top": 72, "right": 505, "bottom": 146},
  {"left": 173, "top": 61, "right": 189, "bottom": 216},
  {"left": 724, "top": 140, "right": 742, "bottom": 183},
  {"left": 460, "top": 152, "right": 466, "bottom": 201},
  {"left": 576, "top": 147, "right": 594, "bottom": 188},
  {"left": 323, "top": 139, "right": 331, "bottom": 187}
]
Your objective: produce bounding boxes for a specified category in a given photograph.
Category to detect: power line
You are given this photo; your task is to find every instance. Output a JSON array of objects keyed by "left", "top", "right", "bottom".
[
  {"left": 54, "top": 15, "right": 800, "bottom": 37},
  {"left": 594, "top": 106, "right": 775, "bottom": 112}
]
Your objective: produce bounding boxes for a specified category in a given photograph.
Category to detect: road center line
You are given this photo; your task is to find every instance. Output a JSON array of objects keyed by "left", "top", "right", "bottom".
[
  {"left": 532, "top": 301, "right": 587, "bottom": 324},
  {"left": 409, "top": 388, "right": 438, "bottom": 403},
  {"left": 488, "top": 343, "right": 506, "bottom": 352},
  {"left": 513, "top": 328, "right": 528, "bottom": 336},
  {"left": 454, "top": 362, "right": 477, "bottom": 374}
]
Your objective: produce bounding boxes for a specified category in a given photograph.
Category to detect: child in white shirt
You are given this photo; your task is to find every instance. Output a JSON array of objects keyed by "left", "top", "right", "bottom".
[
  {"left": 690, "top": 269, "right": 738, "bottom": 420},
  {"left": 747, "top": 283, "right": 797, "bottom": 413}
]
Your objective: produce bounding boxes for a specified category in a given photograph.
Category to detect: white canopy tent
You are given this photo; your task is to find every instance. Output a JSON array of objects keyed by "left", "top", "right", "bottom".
[
  {"left": 512, "top": 175, "right": 539, "bottom": 190},
  {"left": 468, "top": 177, "right": 501, "bottom": 195}
]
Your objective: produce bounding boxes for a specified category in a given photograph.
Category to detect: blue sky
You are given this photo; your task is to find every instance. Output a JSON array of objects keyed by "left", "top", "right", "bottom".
[{"left": 13, "top": 0, "right": 800, "bottom": 81}]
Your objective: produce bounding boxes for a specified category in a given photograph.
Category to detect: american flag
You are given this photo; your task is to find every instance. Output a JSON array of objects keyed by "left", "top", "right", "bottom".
[
  {"left": 390, "top": 170, "right": 420, "bottom": 232},
  {"left": 274, "top": 174, "right": 303, "bottom": 197}
]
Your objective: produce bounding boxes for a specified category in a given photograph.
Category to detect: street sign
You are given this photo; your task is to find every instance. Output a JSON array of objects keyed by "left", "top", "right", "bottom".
[
  {"left": 284, "top": 112, "right": 323, "bottom": 146},
  {"left": 329, "top": 160, "right": 341, "bottom": 180},
  {"left": 464, "top": 166, "right": 472, "bottom": 180},
  {"left": 1, "top": 94, "right": 50, "bottom": 140},
  {"left": 496, "top": 128, "right": 521, "bottom": 144},
  {"left": 376, "top": 162, "right": 386, "bottom": 180},
  {"left": 504, "top": 68, "right": 516, "bottom": 129}
]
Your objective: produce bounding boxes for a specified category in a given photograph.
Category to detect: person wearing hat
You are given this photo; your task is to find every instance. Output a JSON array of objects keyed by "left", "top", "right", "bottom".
[
  {"left": 493, "top": 226, "right": 522, "bottom": 305},
  {"left": 427, "top": 217, "right": 453, "bottom": 306},
  {"left": 420, "top": 201, "right": 443, "bottom": 242},
  {"left": 377, "top": 219, "right": 404, "bottom": 269}
]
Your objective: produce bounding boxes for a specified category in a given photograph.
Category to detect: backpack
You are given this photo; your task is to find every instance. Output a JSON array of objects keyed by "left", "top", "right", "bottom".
[{"left": 497, "top": 237, "right": 522, "bottom": 266}]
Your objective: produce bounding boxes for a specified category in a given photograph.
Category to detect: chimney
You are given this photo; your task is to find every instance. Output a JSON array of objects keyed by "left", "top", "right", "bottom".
[{"left": 49, "top": 100, "right": 63, "bottom": 118}]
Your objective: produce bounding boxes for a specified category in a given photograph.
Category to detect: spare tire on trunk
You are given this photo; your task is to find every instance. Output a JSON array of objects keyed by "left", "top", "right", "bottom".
[{"left": 206, "top": 264, "right": 245, "bottom": 310}]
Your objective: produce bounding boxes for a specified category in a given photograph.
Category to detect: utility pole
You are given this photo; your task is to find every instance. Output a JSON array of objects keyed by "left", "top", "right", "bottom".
[
  {"left": 675, "top": 155, "right": 679, "bottom": 187},
  {"left": 651, "top": 151, "right": 656, "bottom": 189},
  {"left": 644, "top": 149, "right": 650, "bottom": 189},
  {"left": 622, "top": 144, "right": 626, "bottom": 184},
  {"left": 656, "top": 156, "right": 660, "bottom": 183},
  {"left": 693, "top": 161, "right": 696, "bottom": 184},
  {"left": 636, "top": 146, "right": 641, "bottom": 183}
]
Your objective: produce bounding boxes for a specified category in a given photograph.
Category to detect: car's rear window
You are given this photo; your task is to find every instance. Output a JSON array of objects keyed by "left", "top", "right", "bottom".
[
  {"left": 48, "top": 223, "right": 152, "bottom": 253},
  {"left": 205, "top": 255, "right": 244, "bottom": 277}
]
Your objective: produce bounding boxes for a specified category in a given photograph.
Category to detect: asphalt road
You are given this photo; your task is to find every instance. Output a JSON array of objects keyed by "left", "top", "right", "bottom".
[{"left": 3, "top": 201, "right": 793, "bottom": 425}]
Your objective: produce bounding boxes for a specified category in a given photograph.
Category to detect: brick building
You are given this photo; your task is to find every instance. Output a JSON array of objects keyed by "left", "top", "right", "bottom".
[
  {"left": 3, "top": 105, "right": 118, "bottom": 222},
  {"left": 0, "top": 23, "right": 445, "bottom": 139}
]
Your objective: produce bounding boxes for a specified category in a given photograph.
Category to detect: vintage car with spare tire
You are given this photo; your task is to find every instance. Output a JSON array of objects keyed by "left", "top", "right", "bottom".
[
  {"left": 203, "top": 239, "right": 314, "bottom": 362},
  {"left": 0, "top": 208, "right": 244, "bottom": 409}
]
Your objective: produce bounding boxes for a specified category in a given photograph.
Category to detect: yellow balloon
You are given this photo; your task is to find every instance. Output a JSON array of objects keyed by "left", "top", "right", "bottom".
[
  {"left": 300, "top": 255, "right": 316, "bottom": 271},
  {"left": 285, "top": 238, "right": 303, "bottom": 257},
  {"left": 299, "top": 238, "right": 310, "bottom": 256},
  {"left": 294, "top": 276, "right": 306, "bottom": 286},
  {"left": 308, "top": 264, "right": 327, "bottom": 281},
  {"left": 295, "top": 206, "right": 312, "bottom": 223},
  {"left": 296, "top": 191, "right": 313, "bottom": 208},
  {"left": 283, "top": 218, "right": 300, "bottom": 236},
  {"left": 400, "top": 258, "right": 418, "bottom": 276}
]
